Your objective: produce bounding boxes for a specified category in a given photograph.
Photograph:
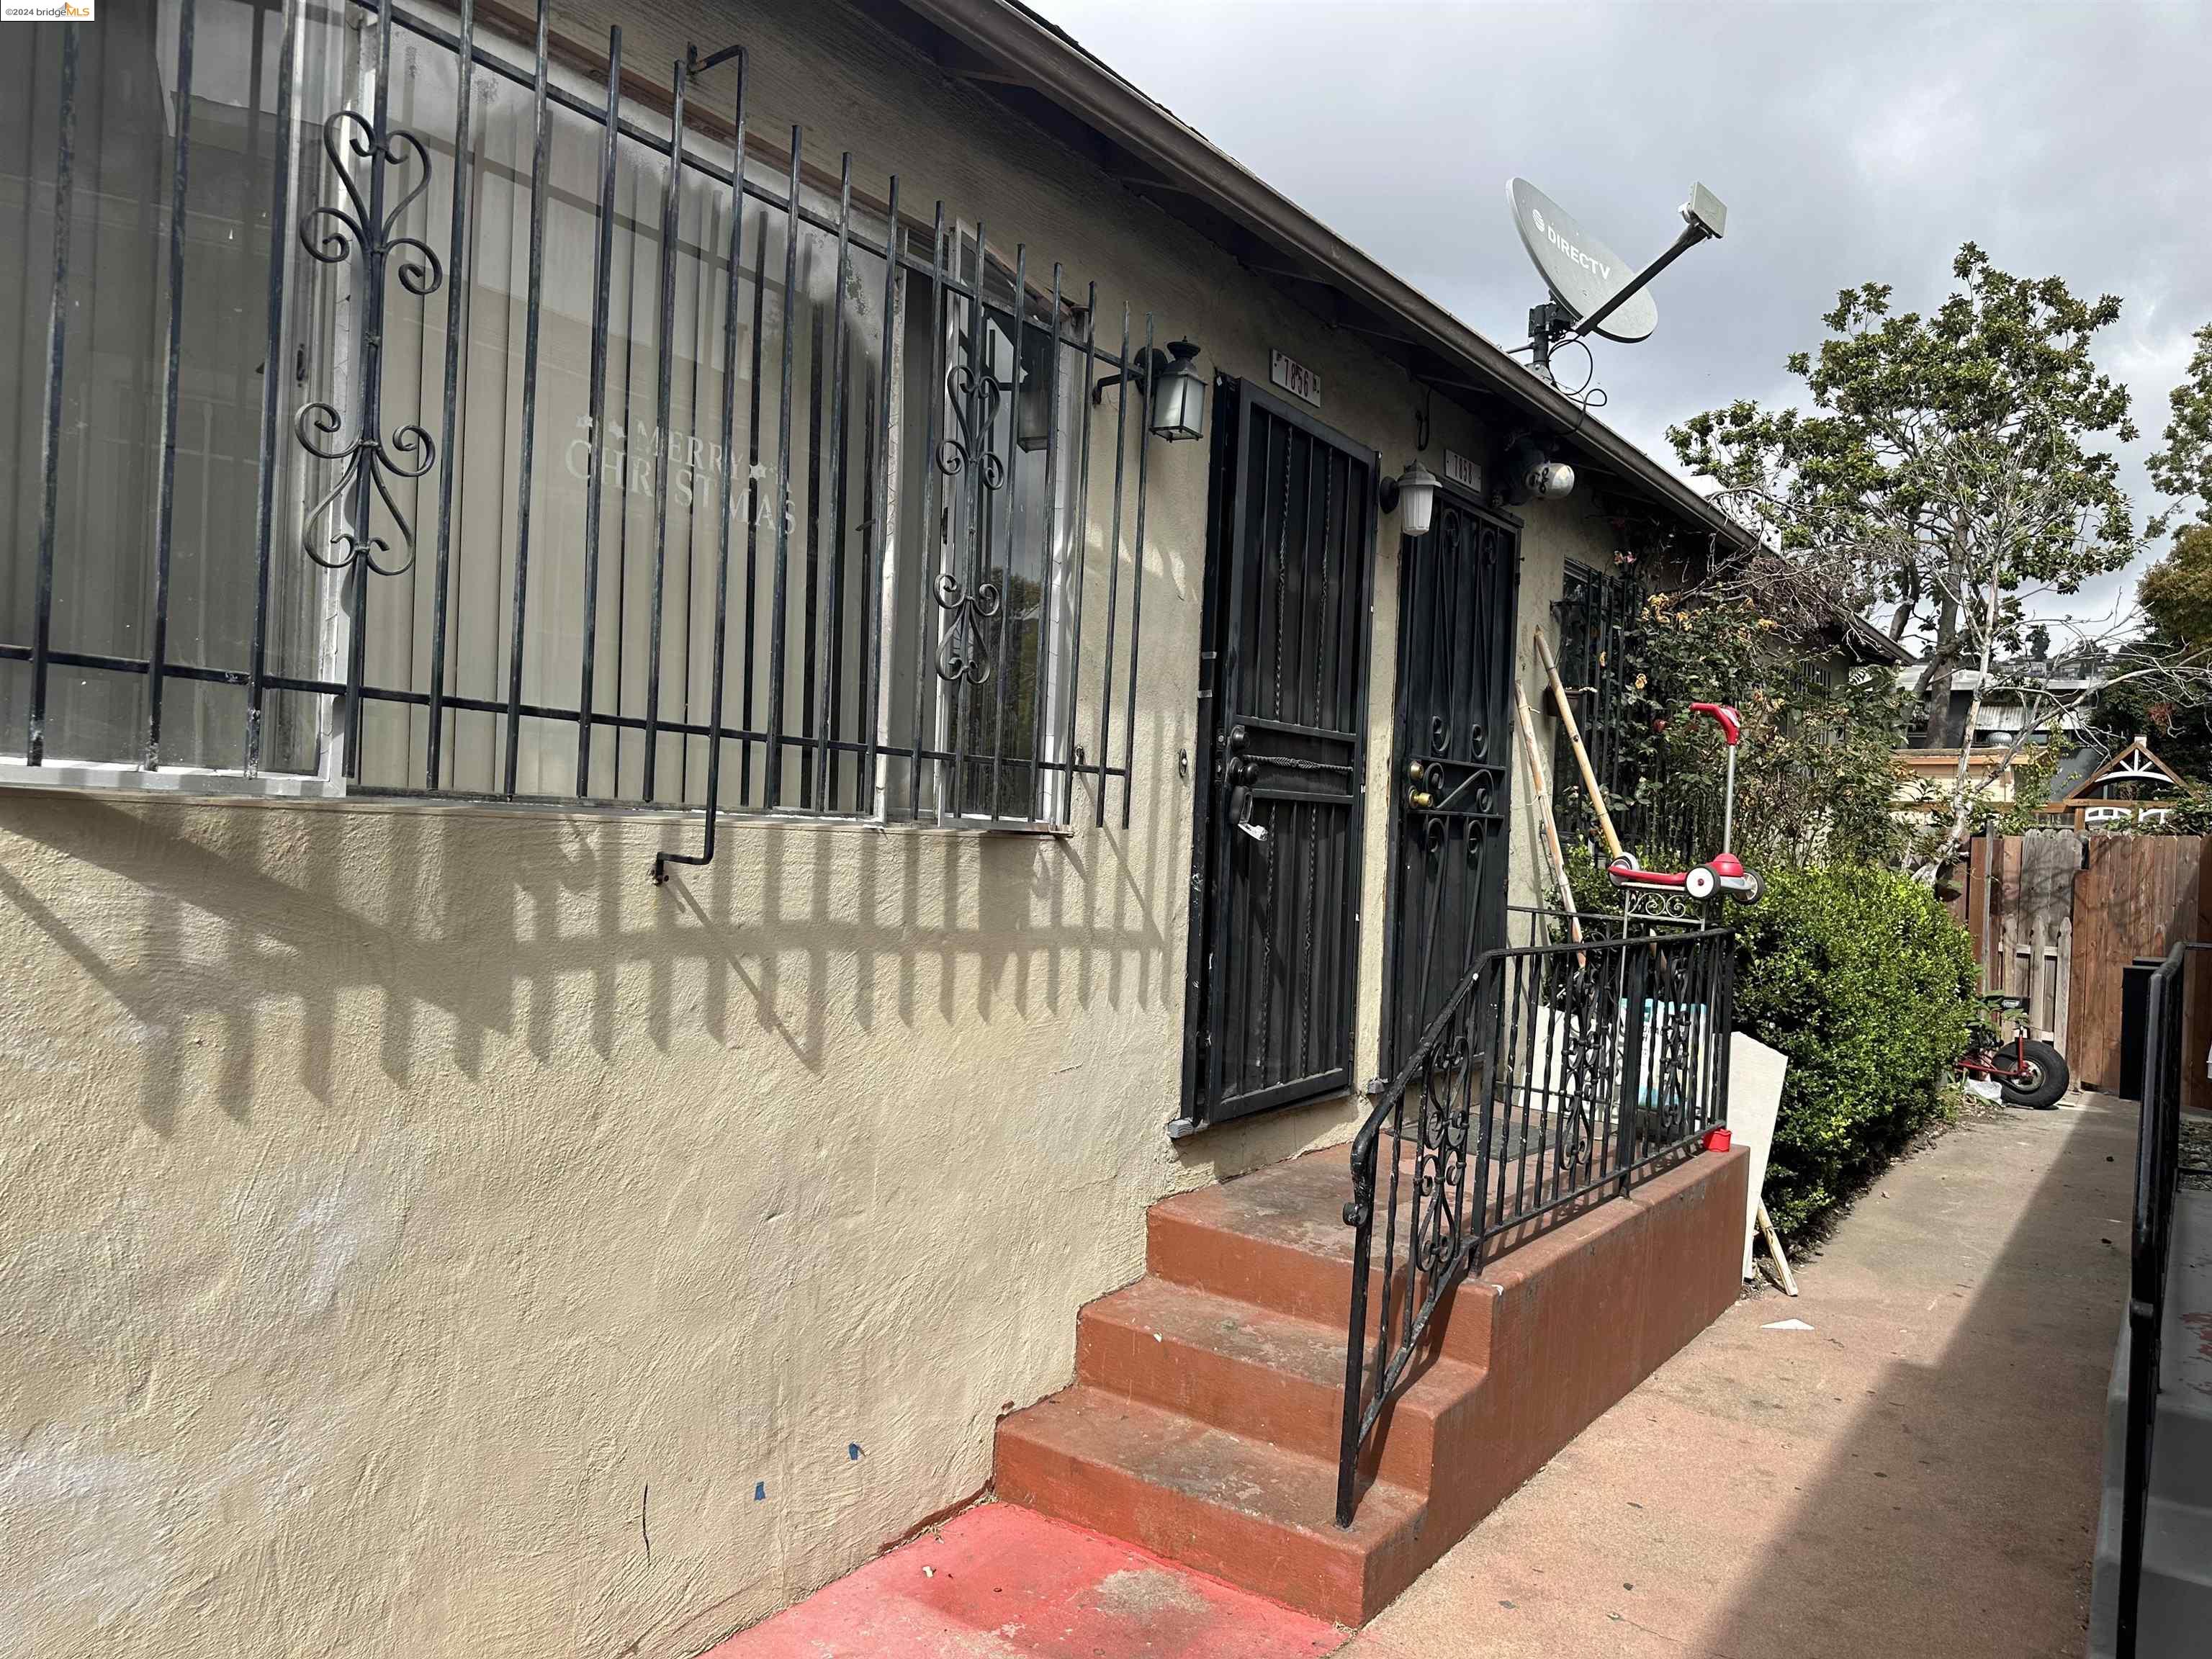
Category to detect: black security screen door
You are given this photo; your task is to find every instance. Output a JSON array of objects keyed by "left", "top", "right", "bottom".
[
  {"left": 1382, "top": 495, "right": 1519, "bottom": 1069},
  {"left": 1181, "top": 379, "right": 1377, "bottom": 1129}
]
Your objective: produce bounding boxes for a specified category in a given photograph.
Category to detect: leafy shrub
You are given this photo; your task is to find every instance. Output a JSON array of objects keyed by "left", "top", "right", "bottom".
[
  {"left": 1730, "top": 864, "right": 1979, "bottom": 1241},
  {"left": 1543, "top": 849, "right": 1981, "bottom": 1242}
]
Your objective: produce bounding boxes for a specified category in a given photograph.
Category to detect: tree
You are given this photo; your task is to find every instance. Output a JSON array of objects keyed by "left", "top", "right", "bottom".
[
  {"left": 2085, "top": 524, "right": 2212, "bottom": 787},
  {"left": 1668, "top": 243, "right": 2142, "bottom": 871},
  {"left": 2149, "top": 323, "right": 2212, "bottom": 535},
  {"left": 2138, "top": 521, "right": 2212, "bottom": 647}
]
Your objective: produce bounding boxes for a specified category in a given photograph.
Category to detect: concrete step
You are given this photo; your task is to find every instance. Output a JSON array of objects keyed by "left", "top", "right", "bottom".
[
  {"left": 2088, "top": 1486, "right": 2212, "bottom": 1659},
  {"left": 1076, "top": 1273, "right": 1483, "bottom": 1493},
  {"left": 998, "top": 1143, "right": 1748, "bottom": 1627},
  {"left": 1146, "top": 1151, "right": 1501, "bottom": 1365},
  {"left": 2160, "top": 1190, "right": 2212, "bottom": 1503},
  {"left": 994, "top": 1384, "right": 1429, "bottom": 1627},
  {"left": 2089, "top": 1188, "right": 2212, "bottom": 1658},
  {"left": 2100, "top": 1318, "right": 2212, "bottom": 1509}
]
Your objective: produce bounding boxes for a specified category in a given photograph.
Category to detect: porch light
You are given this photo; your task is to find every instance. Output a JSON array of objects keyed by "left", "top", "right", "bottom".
[
  {"left": 1147, "top": 339, "right": 1207, "bottom": 442},
  {"left": 1091, "top": 338, "right": 1207, "bottom": 442},
  {"left": 1015, "top": 355, "right": 1051, "bottom": 452},
  {"left": 1379, "top": 460, "right": 1440, "bottom": 538}
]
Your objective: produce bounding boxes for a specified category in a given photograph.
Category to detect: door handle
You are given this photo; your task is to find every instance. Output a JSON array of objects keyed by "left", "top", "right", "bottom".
[{"left": 1227, "top": 764, "right": 1269, "bottom": 844}]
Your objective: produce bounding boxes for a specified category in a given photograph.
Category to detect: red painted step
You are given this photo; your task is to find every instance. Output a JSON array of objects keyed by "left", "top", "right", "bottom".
[
  {"left": 994, "top": 1142, "right": 1749, "bottom": 1627},
  {"left": 1076, "top": 1274, "right": 1479, "bottom": 1491},
  {"left": 702, "top": 1502, "right": 1341, "bottom": 1659},
  {"left": 1146, "top": 1150, "right": 1498, "bottom": 1364},
  {"left": 994, "top": 1385, "right": 1427, "bottom": 1626}
]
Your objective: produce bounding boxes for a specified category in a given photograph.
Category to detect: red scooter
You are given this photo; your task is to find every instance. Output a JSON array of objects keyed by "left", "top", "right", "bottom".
[{"left": 1605, "top": 702, "right": 1765, "bottom": 907}]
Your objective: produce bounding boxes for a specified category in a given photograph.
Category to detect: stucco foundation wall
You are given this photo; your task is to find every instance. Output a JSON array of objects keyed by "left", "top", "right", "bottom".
[
  {"left": 0, "top": 794, "right": 1360, "bottom": 1658},
  {"left": 1, "top": 3, "right": 1652, "bottom": 1655}
]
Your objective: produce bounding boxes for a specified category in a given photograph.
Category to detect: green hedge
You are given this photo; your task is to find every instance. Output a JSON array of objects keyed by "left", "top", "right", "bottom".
[{"left": 1730, "top": 865, "right": 1979, "bottom": 1241}]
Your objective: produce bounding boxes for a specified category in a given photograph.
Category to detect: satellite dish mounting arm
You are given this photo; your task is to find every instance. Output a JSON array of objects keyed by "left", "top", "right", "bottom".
[{"left": 1528, "top": 183, "right": 1728, "bottom": 369}]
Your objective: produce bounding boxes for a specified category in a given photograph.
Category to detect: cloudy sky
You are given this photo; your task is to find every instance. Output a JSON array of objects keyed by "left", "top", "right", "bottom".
[{"left": 1027, "top": 0, "right": 2212, "bottom": 626}]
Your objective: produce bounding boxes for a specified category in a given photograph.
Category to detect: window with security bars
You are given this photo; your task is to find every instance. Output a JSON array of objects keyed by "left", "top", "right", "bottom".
[
  {"left": 0, "top": 0, "right": 1172, "bottom": 837},
  {"left": 1551, "top": 559, "right": 1641, "bottom": 858}
]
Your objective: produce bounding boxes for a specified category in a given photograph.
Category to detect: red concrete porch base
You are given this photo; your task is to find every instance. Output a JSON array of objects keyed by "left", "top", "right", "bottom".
[
  {"left": 701, "top": 1502, "right": 1339, "bottom": 1658},
  {"left": 995, "top": 1145, "right": 1749, "bottom": 1626}
]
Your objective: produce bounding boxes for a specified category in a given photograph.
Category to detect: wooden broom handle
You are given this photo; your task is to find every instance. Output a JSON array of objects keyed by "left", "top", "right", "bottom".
[
  {"left": 1532, "top": 627, "right": 1625, "bottom": 865},
  {"left": 1513, "top": 678, "right": 1585, "bottom": 946}
]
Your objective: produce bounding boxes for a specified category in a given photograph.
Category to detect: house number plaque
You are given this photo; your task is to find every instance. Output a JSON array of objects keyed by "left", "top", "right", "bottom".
[{"left": 1269, "top": 349, "right": 1322, "bottom": 408}]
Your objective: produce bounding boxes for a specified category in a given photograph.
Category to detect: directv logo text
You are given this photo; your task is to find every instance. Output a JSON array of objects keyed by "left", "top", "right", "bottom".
[{"left": 1529, "top": 208, "right": 1610, "bottom": 282}]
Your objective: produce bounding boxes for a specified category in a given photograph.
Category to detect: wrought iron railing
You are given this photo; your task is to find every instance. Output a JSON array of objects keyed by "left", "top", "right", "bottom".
[
  {"left": 1, "top": 1, "right": 1173, "bottom": 863},
  {"left": 1336, "top": 925, "right": 1735, "bottom": 1524},
  {"left": 2117, "top": 941, "right": 2203, "bottom": 1659}
]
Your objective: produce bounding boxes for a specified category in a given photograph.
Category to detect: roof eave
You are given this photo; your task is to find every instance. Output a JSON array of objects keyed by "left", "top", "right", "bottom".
[{"left": 878, "top": 0, "right": 1753, "bottom": 553}]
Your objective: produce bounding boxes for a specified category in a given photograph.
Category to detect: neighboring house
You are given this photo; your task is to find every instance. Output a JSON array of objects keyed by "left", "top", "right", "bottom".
[
  {"left": 1894, "top": 655, "right": 2105, "bottom": 822},
  {"left": 0, "top": 2, "right": 1751, "bottom": 1652},
  {"left": 2049, "top": 737, "right": 2190, "bottom": 831},
  {"left": 1900, "top": 657, "right": 2105, "bottom": 752},
  {"left": 1897, "top": 736, "right": 2190, "bottom": 831},
  {"left": 1894, "top": 744, "right": 2028, "bottom": 819}
]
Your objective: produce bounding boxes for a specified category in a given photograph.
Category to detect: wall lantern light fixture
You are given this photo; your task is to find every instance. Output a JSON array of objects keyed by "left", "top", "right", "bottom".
[
  {"left": 960, "top": 315, "right": 1055, "bottom": 454},
  {"left": 1014, "top": 353, "right": 1051, "bottom": 453},
  {"left": 1378, "top": 459, "right": 1440, "bottom": 538},
  {"left": 1093, "top": 338, "right": 1207, "bottom": 443}
]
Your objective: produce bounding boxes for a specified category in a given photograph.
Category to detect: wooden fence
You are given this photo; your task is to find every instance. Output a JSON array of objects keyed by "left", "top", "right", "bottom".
[{"left": 1953, "top": 830, "right": 2211, "bottom": 1102}]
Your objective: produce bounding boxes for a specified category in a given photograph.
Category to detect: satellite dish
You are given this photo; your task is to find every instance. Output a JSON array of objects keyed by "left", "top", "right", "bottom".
[{"left": 1509, "top": 179, "right": 1658, "bottom": 343}]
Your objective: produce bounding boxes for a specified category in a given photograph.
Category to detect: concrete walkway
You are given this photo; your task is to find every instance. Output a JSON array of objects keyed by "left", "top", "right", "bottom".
[{"left": 1344, "top": 1092, "right": 2135, "bottom": 1659}]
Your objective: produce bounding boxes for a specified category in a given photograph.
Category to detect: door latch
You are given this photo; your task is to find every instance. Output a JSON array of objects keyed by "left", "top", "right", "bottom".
[{"left": 1226, "top": 759, "right": 1269, "bottom": 844}]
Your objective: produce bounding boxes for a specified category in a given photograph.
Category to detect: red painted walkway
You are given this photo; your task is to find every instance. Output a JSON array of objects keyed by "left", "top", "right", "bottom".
[{"left": 702, "top": 1503, "right": 1342, "bottom": 1658}]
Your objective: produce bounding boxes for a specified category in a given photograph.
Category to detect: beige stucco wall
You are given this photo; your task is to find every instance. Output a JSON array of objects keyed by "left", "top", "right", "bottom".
[{"left": 0, "top": 3, "right": 1636, "bottom": 1655}]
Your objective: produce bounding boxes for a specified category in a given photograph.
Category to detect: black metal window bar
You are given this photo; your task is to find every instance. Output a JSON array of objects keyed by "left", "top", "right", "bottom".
[
  {"left": 1555, "top": 558, "right": 1740, "bottom": 873},
  {"left": 1552, "top": 557, "right": 1658, "bottom": 861},
  {"left": 2116, "top": 941, "right": 2203, "bottom": 1659},
  {"left": 1, "top": 0, "right": 1166, "bottom": 855},
  {"left": 1334, "top": 925, "right": 1735, "bottom": 1524}
]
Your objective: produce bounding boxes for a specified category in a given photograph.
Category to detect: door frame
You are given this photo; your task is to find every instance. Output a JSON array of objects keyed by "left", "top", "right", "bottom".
[
  {"left": 1175, "top": 374, "right": 1381, "bottom": 1134},
  {"left": 1375, "top": 480, "right": 1521, "bottom": 1079}
]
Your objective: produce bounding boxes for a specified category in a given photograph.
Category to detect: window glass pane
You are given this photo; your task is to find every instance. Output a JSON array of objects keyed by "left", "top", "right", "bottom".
[
  {"left": 0, "top": 1, "right": 326, "bottom": 770},
  {"left": 0, "top": 8, "right": 1106, "bottom": 819},
  {"left": 345, "top": 25, "right": 889, "bottom": 805},
  {"left": 884, "top": 243, "right": 1082, "bottom": 823}
]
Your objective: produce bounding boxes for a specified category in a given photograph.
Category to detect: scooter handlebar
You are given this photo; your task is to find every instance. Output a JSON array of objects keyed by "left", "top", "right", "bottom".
[{"left": 1688, "top": 702, "right": 1743, "bottom": 746}]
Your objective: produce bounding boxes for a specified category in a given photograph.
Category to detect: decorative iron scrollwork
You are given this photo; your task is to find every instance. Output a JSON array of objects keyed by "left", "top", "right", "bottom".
[
  {"left": 1624, "top": 886, "right": 1701, "bottom": 927},
  {"left": 934, "top": 343, "right": 1012, "bottom": 683},
  {"left": 295, "top": 109, "right": 445, "bottom": 577},
  {"left": 1637, "top": 948, "right": 1701, "bottom": 1148},
  {"left": 933, "top": 571, "right": 1003, "bottom": 685},
  {"left": 1411, "top": 1027, "right": 1473, "bottom": 1275},
  {"left": 938, "top": 361, "right": 1008, "bottom": 490},
  {"left": 1406, "top": 760, "right": 1498, "bottom": 839},
  {"left": 301, "top": 113, "right": 444, "bottom": 293},
  {"left": 1552, "top": 956, "right": 1612, "bottom": 1167},
  {"left": 296, "top": 404, "right": 436, "bottom": 576},
  {"left": 1339, "top": 925, "right": 1735, "bottom": 1528}
]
